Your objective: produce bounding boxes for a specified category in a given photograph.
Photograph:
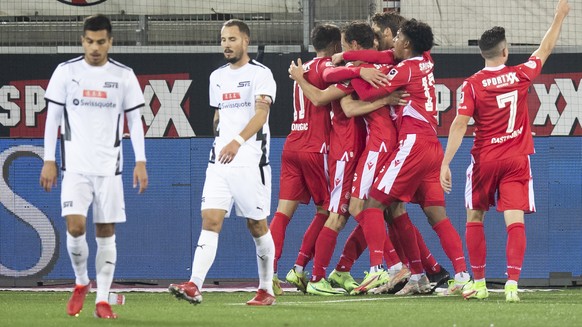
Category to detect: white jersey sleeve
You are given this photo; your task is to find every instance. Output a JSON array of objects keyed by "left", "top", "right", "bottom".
[
  {"left": 252, "top": 62, "right": 277, "bottom": 103},
  {"left": 45, "top": 60, "right": 73, "bottom": 105},
  {"left": 123, "top": 69, "right": 146, "bottom": 111}
]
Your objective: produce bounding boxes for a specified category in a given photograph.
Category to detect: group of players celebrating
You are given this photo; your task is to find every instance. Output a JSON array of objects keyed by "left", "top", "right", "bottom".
[{"left": 270, "top": 0, "right": 570, "bottom": 302}]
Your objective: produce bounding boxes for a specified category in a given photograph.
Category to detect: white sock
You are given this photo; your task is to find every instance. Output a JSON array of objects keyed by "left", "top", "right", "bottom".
[
  {"left": 369, "top": 265, "right": 383, "bottom": 273},
  {"left": 388, "top": 262, "right": 403, "bottom": 276},
  {"left": 254, "top": 231, "right": 275, "bottom": 296},
  {"left": 294, "top": 265, "right": 304, "bottom": 274},
  {"left": 190, "top": 230, "right": 219, "bottom": 291},
  {"left": 95, "top": 235, "right": 116, "bottom": 304},
  {"left": 454, "top": 271, "right": 470, "bottom": 284},
  {"left": 410, "top": 273, "right": 423, "bottom": 282},
  {"left": 66, "top": 232, "right": 90, "bottom": 286}
]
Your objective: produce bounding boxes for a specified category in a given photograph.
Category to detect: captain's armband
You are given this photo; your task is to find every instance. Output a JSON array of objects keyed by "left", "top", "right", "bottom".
[{"left": 255, "top": 94, "right": 273, "bottom": 106}]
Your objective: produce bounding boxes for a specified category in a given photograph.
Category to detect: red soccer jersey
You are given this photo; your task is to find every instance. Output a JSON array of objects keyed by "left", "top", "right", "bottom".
[
  {"left": 328, "top": 81, "right": 367, "bottom": 161},
  {"left": 285, "top": 57, "right": 333, "bottom": 153},
  {"left": 322, "top": 61, "right": 396, "bottom": 151},
  {"left": 352, "top": 52, "right": 438, "bottom": 136},
  {"left": 458, "top": 56, "right": 542, "bottom": 162}
]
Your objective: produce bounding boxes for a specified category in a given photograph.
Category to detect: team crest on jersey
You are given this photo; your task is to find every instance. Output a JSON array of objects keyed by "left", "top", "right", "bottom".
[{"left": 57, "top": 0, "right": 108, "bottom": 6}]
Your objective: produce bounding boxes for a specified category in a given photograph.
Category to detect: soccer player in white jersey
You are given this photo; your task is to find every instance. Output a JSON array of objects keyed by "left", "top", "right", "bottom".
[
  {"left": 40, "top": 14, "right": 148, "bottom": 319},
  {"left": 169, "top": 19, "right": 277, "bottom": 306},
  {"left": 441, "top": 0, "right": 570, "bottom": 302}
]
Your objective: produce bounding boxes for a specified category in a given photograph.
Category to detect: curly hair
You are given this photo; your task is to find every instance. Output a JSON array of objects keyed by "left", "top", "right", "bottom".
[{"left": 400, "top": 19, "right": 434, "bottom": 54}]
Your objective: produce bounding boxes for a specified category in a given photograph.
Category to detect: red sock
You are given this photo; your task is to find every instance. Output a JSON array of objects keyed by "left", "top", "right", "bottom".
[
  {"left": 383, "top": 230, "right": 400, "bottom": 267},
  {"left": 388, "top": 224, "right": 408, "bottom": 266},
  {"left": 357, "top": 208, "right": 386, "bottom": 267},
  {"left": 414, "top": 225, "right": 439, "bottom": 274},
  {"left": 336, "top": 225, "right": 367, "bottom": 272},
  {"left": 432, "top": 218, "right": 467, "bottom": 273},
  {"left": 392, "top": 214, "right": 422, "bottom": 274},
  {"left": 311, "top": 227, "right": 338, "bottom": 281},
  {"left": 506, "top": 222, "right": 526, "bottom": 282},
  {"left": 465, "top": 221, "right": 486, "bottom": 280},
  {"left": 295, "top": 212, "right": 328, "bottom": 268},
  {"left": 269, "top": 212, "right": 290, "bottom": 272}
]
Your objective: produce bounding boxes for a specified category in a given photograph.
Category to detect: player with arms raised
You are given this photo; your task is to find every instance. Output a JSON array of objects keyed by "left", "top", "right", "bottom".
[{"left": 440, "top": 0, "right": 571, "bottom": 302}]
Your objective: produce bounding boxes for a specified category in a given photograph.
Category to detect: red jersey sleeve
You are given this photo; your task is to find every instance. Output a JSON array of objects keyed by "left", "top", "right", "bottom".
[
  {"left": 343, "top": 50, "right": 396, "bottom": 65},
  {"left": 457, "top": 80, "right": 476, "bottom": 117},
  {"left": 323, "top": 66, "right": 362, "bottom": 83},
  {"left": 353, "top": 65, "right": 409, "bottom": 101},
  {"left": 516, "top": 56, "right": 543, "bottom": 81}
]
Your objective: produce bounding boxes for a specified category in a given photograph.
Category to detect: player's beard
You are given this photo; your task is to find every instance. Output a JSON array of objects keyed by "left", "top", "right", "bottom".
[{"left": 224, "top": 50, "right": 241, "bottom": 64}]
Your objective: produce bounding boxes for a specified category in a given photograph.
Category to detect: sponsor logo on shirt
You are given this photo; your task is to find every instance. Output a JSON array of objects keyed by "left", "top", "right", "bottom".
[
  {"left": 103, "top": 82, "right": 119, "bottom": 89},
  {"left": 387, "top": 68, "right": 398, "bottom": 81},
  {"left": 237, "top": 81, "right": 251, "bottom": 87},
  {"left": 222, "top": 92, "right": 241, "bottom": 100},
  {"left": 481, "top": 72, "right": 520, "bottom": 88},
  {"left": 83, "top": 90, "right": 107, "bottom": 98}
]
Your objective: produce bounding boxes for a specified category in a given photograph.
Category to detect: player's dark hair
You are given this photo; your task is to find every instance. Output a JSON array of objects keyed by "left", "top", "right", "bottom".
[
  {"left": 311, "top": 24, "right": 341, "bottom": 52},
  {"left": 83, "top": 14, "right": 112, "bottom": 36},
  {"left": 371, "top": 12, "right": 407, "bottom": 37},
  {"left": 343, "top": 21, "right": 375, "bottom": 50},
  {"left": 400, "top": 18, "right": 433, "bottom": 55},
  {"left": 479, "top": 26, "right": 506, "bottom": 59},
  {"left": 223, "top": 19, "right": 251, "bottom": 38}
]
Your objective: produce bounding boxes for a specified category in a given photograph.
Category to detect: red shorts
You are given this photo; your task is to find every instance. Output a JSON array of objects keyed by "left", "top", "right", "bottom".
[
  {"left": 278, "top": 150, "right": 329, "bottom": 206},
  {"left": 351, "top": 148, "right": 392, "bottom": 200},
  {"left": 369, "top": 134, "right": 445, "bottom": 208},
  {"left": 465, "top": 155, "right": 535, "bottom": 213},
  {"left": 327, "top": 151, "right": 360, "bottom": 215}
]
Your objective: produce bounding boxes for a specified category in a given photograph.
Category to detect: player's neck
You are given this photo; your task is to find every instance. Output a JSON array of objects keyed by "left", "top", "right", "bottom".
[
  {"left": 229, "top": 54, "right": 251, "bottom": 69},
  {"left": 484, "top": 58, "right": 506, "bottom": 68}
]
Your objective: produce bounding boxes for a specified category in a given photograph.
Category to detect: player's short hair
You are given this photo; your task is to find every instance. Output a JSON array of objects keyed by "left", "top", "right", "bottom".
[
  {"left": 342, "top": 21, "right": 375, "bottom": 50},
  {"left": 400, "top": 19, "right": 433, "bottom": 54},
  {"left": 371, "top": 12, "right": 407, "bottom": 37},
  {"left": 83, "top": 14, "right": 112, "bottom": 36},
  {"left": 479, "top": 26, "right": 506, "bottom": 59},
  {"left": 223, "top": 19, "right": 251, "bottom": 38},
  {"left": 311, "top": 23, "right": 341, "bottom": 52}
]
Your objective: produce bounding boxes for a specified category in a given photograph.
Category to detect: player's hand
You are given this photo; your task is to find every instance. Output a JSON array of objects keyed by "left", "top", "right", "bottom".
[
  {"left": 331, "top": 52, "right": 344, "bottom": 65},
  {"left": 288, "top": 58, "right": 305, "bottom": 81},
  {"left": 360, "top": 67, "right": 389, "bottom": 88},
  {"left": 218, "top": 140, "right": 241, "bottom": 164},
  {"left": 383, "top": 90, "right": 410, "bottom": 106},
  {"left": 440, "top": 165, "right": 452, "bottom": 194},
  {"left": 133, "top": 161, "right": 148, "bottom": 194},
  {"left": 39, "top": 161, "right": 58, "bottom": 192},
  {"left": 556, "top": 0, "right": 570, "bottom": 18}
]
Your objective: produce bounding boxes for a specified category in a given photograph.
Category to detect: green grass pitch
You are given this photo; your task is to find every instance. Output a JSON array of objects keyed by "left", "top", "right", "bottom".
[{"left": 1, "top": 289, "right": 581, "bottom": 327}]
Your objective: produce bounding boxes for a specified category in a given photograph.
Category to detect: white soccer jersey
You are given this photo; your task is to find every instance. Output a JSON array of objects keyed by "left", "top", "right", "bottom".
[
  {"left": 44, "top": 56, "right": 145, "bottom": 176},
  {"left": 208, "top": 59, "right": 277, "bottom": 167}
]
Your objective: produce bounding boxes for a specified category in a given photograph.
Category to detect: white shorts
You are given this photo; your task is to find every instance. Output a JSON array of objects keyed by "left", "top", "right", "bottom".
[
  {"left": 61, "top": 171, "right": 126, "bottom": 224},
  {"left": 201, "top": 164, "right": 271, "bottom": 220}
]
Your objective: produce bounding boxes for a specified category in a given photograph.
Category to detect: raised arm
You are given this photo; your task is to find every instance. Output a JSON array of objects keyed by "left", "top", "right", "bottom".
[{"left": 531, "top": 0, "right": 570, "bottom": 66}]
